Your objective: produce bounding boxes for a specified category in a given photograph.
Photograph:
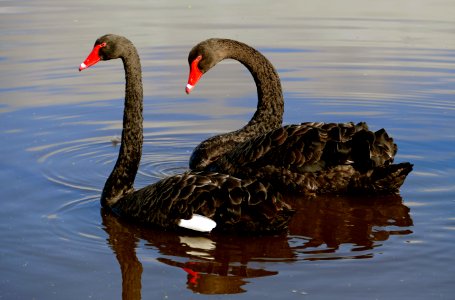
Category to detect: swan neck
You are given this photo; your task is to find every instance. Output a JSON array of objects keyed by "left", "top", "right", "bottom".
[
  {"left": 101, "top": 45, "right": 143, "bottom": 207},
  {"left": 227, "top": 41, "right": 284, "bottom": 130}
]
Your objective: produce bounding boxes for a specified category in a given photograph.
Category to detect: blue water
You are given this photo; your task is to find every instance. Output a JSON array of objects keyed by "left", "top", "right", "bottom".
[{"left": 1, "top": 0, "right": 454, "bottom": 299}]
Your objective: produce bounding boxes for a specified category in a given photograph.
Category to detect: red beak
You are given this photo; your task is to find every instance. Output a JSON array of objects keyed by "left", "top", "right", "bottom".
[
  {"left": 79, "top": 43, "right": 105, "bottom": 71},
  {"left": 185, "top": 55, "right": 203, "bottom": 94}
]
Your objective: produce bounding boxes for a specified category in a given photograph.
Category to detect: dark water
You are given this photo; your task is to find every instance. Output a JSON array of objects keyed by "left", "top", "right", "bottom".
[{"left": 1, "top": 0, "right": 454, "bottom": 299}]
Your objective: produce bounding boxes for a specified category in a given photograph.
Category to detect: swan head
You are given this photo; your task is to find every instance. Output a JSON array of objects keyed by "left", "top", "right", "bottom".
[
  {"left": 186, "top": 39, "right": 226, "bottom": 94},
  {"left": 79, "top": 34, "right": 132, "bottom": 71}
]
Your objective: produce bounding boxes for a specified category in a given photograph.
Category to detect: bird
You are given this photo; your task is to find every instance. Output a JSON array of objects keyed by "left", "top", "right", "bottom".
[
  {"left": 186, "top": 38, "right": 284, "bottom": 170},
  {"left": 185, "top": 38, "right": 413, "bottom": 196},
  {"left": 78, "top": 34, "right": 293, "bottom": 233}
]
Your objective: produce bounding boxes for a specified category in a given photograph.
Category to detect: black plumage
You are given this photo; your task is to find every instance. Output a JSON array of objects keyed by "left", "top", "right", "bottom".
[
  {"left": 79, "top": 34, "right": 293, "bottom": 233},
  {"left": 186, "top": 39, "right": 412, "bottom": 195}
]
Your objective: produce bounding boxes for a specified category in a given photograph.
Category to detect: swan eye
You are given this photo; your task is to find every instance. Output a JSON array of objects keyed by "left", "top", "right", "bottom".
[{"left": 100, "top": 42, "right": 107, "bottom": 48}]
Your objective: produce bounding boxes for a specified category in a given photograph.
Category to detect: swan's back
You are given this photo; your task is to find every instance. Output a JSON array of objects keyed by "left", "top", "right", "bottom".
[
  {"left": 206, "top": 122, "right": 412, "bottom": 195},
  {"left": 111, "top": 171, "right": 294, "bottom": 232}
]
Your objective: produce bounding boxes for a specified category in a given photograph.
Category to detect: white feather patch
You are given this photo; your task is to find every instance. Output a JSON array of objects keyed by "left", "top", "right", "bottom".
[{"left": 178, "top": 214, "right": 217, "bottom": 233}]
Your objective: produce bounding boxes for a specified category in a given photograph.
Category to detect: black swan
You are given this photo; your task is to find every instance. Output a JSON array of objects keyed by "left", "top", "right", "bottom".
[
  {"left": 78, "top": 34, "right": 293, "bottom": 233},
  {"left": 185, "top": 38, "right": 413, "bottom": 195},
  {"left": 186, "top": 39, "right": 284, "bottom": 169}
]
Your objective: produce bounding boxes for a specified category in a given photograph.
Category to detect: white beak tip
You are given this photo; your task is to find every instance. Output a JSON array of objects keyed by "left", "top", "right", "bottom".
[{"left": 185, "top": 83, "right": 194, "bottom": 94}]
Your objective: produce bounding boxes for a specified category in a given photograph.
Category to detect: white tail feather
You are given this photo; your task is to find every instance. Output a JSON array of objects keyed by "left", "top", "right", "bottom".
[{"left": 178, "top": 214, "right": 217, "bottom": 233}]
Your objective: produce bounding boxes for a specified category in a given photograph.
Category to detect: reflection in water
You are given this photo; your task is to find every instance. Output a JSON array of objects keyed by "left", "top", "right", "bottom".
[
  {"left": 159, "top": 258, "right": 277, "bottom": 294},
  {"left": 103, "top": 209, "right": 143, "bottom": 300},
  {"left": 288, "top": 194, "right": 413, "bottom": 258},
  {"left": 101, "top": 194, "right": 412, "bottom": 296}
]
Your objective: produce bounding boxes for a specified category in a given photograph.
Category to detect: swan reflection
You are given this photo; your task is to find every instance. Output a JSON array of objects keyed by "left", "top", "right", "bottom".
[{"left": 101, "top": 194, "right": 413, "bottom": 296}]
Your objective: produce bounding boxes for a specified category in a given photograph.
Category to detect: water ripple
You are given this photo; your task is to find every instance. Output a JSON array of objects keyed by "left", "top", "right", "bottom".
[{"left": 33, "top": 131, "right": 192, "bottom": 252}]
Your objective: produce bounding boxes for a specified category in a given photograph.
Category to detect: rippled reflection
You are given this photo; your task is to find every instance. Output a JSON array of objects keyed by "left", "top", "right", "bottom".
[
  {"left": 102, "top": 194, "right": 412, "bottom": 296},
  {"left": 287, "top": 194, "right": 413, "bottom": 258}
]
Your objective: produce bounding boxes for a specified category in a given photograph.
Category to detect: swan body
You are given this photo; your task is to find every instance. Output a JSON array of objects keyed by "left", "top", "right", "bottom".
[
  {"left": 206, "top": 122, "right": 412, "bottom": 195},
  {"left": 185, "top": 38, "right": 412, "bottom": 195},
  {"left": 79, "top": 34, "right": 293, "bottom": 233}
]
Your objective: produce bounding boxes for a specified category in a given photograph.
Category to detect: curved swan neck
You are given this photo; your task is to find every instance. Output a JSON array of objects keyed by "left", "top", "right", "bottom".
[
  {"left": 223, "top": 39, "right": 284, "bottom": 133},
  {"left": 188, "top": 39, "right": 285, "bottom": 170},
  {"left": 101, "top": 43, "right": 143, "bottom": 208}
]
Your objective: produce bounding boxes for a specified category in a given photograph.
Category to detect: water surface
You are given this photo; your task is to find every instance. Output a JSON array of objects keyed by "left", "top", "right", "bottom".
[{"left": 1, "top": 0, "right": 454, "bottom": 299}]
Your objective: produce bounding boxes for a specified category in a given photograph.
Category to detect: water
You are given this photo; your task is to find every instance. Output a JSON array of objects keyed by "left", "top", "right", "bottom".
[{"left": 1, "top": 0, "right": 454, "bottom": 299}]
